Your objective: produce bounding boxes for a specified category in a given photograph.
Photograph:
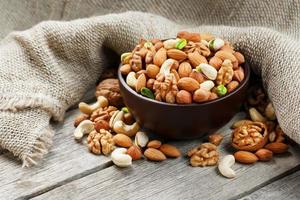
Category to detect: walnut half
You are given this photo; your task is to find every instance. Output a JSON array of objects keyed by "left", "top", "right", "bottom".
[
  {"left": 188, "top": 143, "right": 219, "bottom": 167},
  {"left": 87, "top": 129, "right": 115, "bottom": 155}
]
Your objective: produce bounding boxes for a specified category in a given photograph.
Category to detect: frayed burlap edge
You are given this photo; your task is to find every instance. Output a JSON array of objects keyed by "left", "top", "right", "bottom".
[{"left": 21, "top": 126, "right": 54, "bottom": 168}]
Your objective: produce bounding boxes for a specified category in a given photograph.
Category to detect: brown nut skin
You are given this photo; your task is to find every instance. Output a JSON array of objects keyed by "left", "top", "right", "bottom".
[
  {"left": 233, "top": 52, "right": 245, "bottom": 65},
  {"left": 209, "top": 56, "right": 223, "bottom": 70},
  {"left": 94, "top": 120, "right": 110, "bottom": 132},
  {"left": 178, "top": 62, "right": 192, "bottom": 78},
  {"left": 159, "top": 144, "right": 181, "bottom": 158},
  {"left": 127, "top": 145, "right": 142, "bottom": 160},
  {"left": 193, "top": 88, "right": 210, "bottom": 103},
  {"left": 189, "top": 70, "right": 204, "bottom": 83},
  {"left": 232, "top": 122, "right": 268, "bottom": 152},
  {"left": 146, "top": 64, "right": 160, "bottom": 79},
  {"left": 177, "top": 77, "right": 200, "bottom": 92},
  {"left": 120, "top": 64, "right": 131, "bottom": 75},
  {"left": 177, "top": 31, "right": 201, "bottom": 42},
  {"left": 227, "top": 81, "right": 239, "bottom": 93},
  {"left": 255, "top": 149, "right": 273, "bottom": 161},
  {"left": 147, "top": 140, "right": 162, "bottom": 149},
  {"left": 113, "top": 134, "right": 132, "bottom": 148},
  {"left": 176, "top": 90, "right": 192, "bottom": 104},
  {"left": 233, "top": 67, "right": 245, "bottom": 83},
  {"left": 208, "top": 133, "right": 224, "bottom": 146},
  {"left": 265, "top": 142, "right": 289, "bottom": 154},
  {"left": 74, "top": 114, "right": 89, "bottom": 127},
  {"left": 144, "top": 148, "right": 167, "bottom": 161},
  {"left": 234, "top": 151, "right": 258, "bottom": 164}
]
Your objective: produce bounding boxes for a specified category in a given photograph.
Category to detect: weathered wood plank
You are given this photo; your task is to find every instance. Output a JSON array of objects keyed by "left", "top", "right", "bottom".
[
  {"left": 31, "top": 114, "right": 300, "bottom": 200},
  {"left": 0, "top": 89, "right": 112, "bottom": 200},
  {"left": 239, "top": 169, "right": 300, "bottom": 200}
]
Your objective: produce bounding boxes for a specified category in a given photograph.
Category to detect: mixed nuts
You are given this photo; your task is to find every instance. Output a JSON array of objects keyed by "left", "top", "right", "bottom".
[{"left": 120, "top": 31, "right": 246, "bottom": 104}]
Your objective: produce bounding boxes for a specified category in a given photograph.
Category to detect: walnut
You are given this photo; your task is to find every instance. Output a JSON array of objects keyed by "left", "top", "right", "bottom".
[
  {"left": 188, "top": 143, "right": 219, "bottom": 167},
  {"left": 183, "top": 41, "right": 211, "bottom": 57},
  {"left": 216, "top": 59, "right": 234, "bottom": 85},
  {"left": 153, "top": 73, "right": 178, "bottom": 103},
  {"left": 90, "top": 106, "right": 118, "bottom": 122},
  {"left": 232, "top": 122, "right": 268, "bottom": 151},
  {"left": 87, "top": 129, "right": 115, "bottom": 155},
  {"left": 95, "top": 79, "right": 123, "bottom": 107}
]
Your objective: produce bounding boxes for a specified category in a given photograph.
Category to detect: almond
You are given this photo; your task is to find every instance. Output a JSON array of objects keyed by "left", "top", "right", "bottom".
[
  {"left": 144, "top": 148, "right": 166, "bottom": 161},
  {"left": 233, "top": 52, "right": 245, "bottom": 64},
  {"left": 159, "top": 144, "right": 181, "bottom": 158},
  {"left": 147, "top": 140, "right": 162, "bottom": 149},
  {"left": 177, "top": 77, "right": 200, "bottom": 92},
  {"left": 154, "top": 41, "right": 164, "bottom": 51},
  {"left": 178, "top": 62, "right": 192, "bottom": 78},
  {"left": 188, "top": 51, "right": 208, "bottom": 67},
  {"left": 167, "top": 49, "right": 187, "bottom": 61},
  {"left": 227, "top": 81, "right": 239, "bottom": 93},
  {"left": 177, "top": 31, "right": 201, "bottom": 42},
  {"left": 265, "top": 142, "right": 289, "bottom": 154},
  {"left": 215, "top": 50, "right": 237, "bottom": 62},
  {"left": 146, "top": 64, "right": 160, "bottom": 79},
  {"left": 120, "top": 64, "right": 131, "bottom": 75},
  {"left": 255, "top": 149, "right": 273, "bottom": 161},
  {"left": 209, "top": 56, "right": 223, "bottom": 70},
  {"left": 234, "top": 151, "right": 258, "bottom": 164},
  {"left": 113, "top": 134, "right": 132, "bottom": 148},
  {"left": 189, "top": 70, "right": 204, "bottom": 83},
  {"left": 233, "top": 67, "right": 245, "bottom": 83},
  {"left": 153, "top": 48, "right": 167, "bottom": 66},
  {"left": 176, "top": 90, "right": 192, "bottom": 104},
  {"left": 193, "top": 88, "right": 210, "bottom": 103},
  {"left": 135, "top": 73, "right": 146, "bottom": 92},
  {"left": 127, "top": 145, "right": 142, "bottom": 160}
]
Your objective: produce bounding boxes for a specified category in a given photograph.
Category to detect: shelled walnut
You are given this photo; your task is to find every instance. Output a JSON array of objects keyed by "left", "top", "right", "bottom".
[
  {"left": 90, "top": 106, "right": 118, "bottom": 122},
  {"left": 232, "top": 122, "right": 268, "bottom": 152},
  {"left": 153, "top": 73, "right": 178, "bottom": 103},
  {"left": 87, "top": 129, "right": 115, "bottom": 155},
  {"left": 95, "top": 79, "right": 123, "bottom": 107},
  {"left": 188, "top": 143, "right": 219, "bottom": 167}
]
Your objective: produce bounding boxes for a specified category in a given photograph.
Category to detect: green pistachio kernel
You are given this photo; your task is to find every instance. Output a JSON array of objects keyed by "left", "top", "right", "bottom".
[
  {"left": 195, "top": 65, "right": 202, "bottom": 73},
  {"left": 141, "top": 87, "right": 155, "bottom": 99},
  {"left": 216, "top": 84, "right": 227, "bottom": 96},
  {"left": 121, "top": 107, "right": 129, "bottom": 113},
  {"left": 208, "top": 39, "right": 215, "bottom": 50},
  {"left": 120, "top": 52, "right": 132, "bottom": 64},
  {"left": 144, "top": 41, "right": 153, "bottom": 49},
  {"left": 175, "top": 38, "right": 187, "bottom": 49}
]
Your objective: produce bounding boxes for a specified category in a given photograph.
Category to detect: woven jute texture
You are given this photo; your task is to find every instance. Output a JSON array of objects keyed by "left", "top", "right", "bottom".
[{"left": 0, "top": 0, "right": 299, "bottom": 166}]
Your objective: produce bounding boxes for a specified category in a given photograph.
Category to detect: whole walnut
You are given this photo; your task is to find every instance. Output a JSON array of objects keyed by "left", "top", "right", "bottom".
[
  {"left": 87, "top": 130, "right": 115, "bottom": 155},
  {"left": 95, "top": 79, "right": 123, "bottom": 107}
]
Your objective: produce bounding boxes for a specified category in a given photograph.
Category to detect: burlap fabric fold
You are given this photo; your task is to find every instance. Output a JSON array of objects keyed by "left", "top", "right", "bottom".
[{"left": 0, "top": 2, "right": 299, "bottom": 167}]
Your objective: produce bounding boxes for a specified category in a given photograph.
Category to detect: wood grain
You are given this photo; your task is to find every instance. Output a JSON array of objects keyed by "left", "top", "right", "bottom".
[
  {"left": 239, "top": 169, "right": 300, "bottom": 200},
  {"left": 31, "top": 113, "right": 300, "bottom": 200}
]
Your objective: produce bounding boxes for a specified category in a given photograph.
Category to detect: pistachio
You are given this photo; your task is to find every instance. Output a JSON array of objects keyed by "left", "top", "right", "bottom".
[
  {"left": 144, "top": 41, "right": 153, "bottom": 49},
  {"left": 200, "top": 80, "right": 215, "bottom": 91},
  {"left": 163, "top": 39, "right": 178, "bottom": 49},
  {"left": 198, "top": 63, "right": 218, "bottom": 80},
  {"left": 216, "top": 84, "right": 227, "bottom": 96},
  {"left": 208, "top": 38, "right": 225, "bottom": 51},
  {"left": 121, "top": 52, "right": 132, "bottom": 64},
  {"left": 141, "top": 87, "right": 155, "bottom": 99},
  {"left": 175, "top": 38, "right": 187, "bottom": 49},
  {"left": 121, "top": 107, "right": 129, "bottom": 113},
  {"left": 126, "top": 72, "right": 137, "bottom": 88}
]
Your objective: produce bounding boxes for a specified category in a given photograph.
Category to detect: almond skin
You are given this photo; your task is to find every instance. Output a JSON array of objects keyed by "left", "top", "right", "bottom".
[
  {"left": 176, "top": 90, "right": 192, "bottom": 104},
  {"left": 188, "top": 51, "right": 208, "bottom": 67},
  {"left": 144, "top": 148, "right": 167, "bottom": 161},
  {"left": 215, "top": 50, "right": 237, "bottom": 62},
  {"left": 209, "top": 56, "right": 223, "bottom": 70},
  {"left": 189, "top": 70, "right": 204, "bottom": 83},
  {"left": 255, "top": 149, "right": 273, "bottom": 161},
  {"left": 159, "top": 144, "right": 181, "bottom": 158},
  {"left": 177, "top": 77, "right": 200, "bottom": 92},
  {"left": 193, "top": 88, "right": 210, "bottom": 103},
  {"left": 113, "top": 134, "right": 132, "bottom": 148},
  {"left": 135, "top": 73, "right": 146, "bottom": 92},
  {"left": 120, "top": 64, "right": 131, "bottom": 75},
  {"left": 234, "top": 151, "right": 258, "bottom": 164},
  {"left": 177, "top": 31, "right": 201, "bottom": 42},
  {"left": 233, "top": 67, "right": 245, "bottom": 83},
  {"left": 147, "top": 140, "right": 162, "bottom": 149},
  {"left": 167, "top": 49, "right": 187, "bottom": 61},
  {"left": 127, "top": 145, "right": 142, "bottom": 160},
  {"left": 178, "top": 62, "right": 192, "bottom": 78},
  {"left": 227, "top": 81, "right": 239, "bottom": 93},
  {"left": 265, "top": 142, "right": 289, "bottom": 154},
  {"left": 153, "top": 48, "right": 167, "bottom": 67},
  {"left": 233, "top": 52, "right": 245, "bottom": 64}
]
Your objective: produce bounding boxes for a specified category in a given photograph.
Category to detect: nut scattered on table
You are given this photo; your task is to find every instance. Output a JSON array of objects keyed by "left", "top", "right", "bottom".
[{"left": 188, "top": 143, "right": 219, "bottom": 167}]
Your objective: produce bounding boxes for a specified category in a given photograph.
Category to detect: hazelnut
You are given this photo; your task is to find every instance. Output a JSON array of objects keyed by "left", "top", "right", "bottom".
[{"left": 176, "top": 90, "right": 192, "bottom": 104}]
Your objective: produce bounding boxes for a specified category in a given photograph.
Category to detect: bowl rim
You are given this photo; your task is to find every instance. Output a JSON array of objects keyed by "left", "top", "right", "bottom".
[{"left": 118, "top": 62, "right": 250, "bottom": 108}]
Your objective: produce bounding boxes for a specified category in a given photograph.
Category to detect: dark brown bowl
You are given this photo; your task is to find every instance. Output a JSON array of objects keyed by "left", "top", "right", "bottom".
[{"left": 118, "top": 64, "right": 250, "bottom": 139}]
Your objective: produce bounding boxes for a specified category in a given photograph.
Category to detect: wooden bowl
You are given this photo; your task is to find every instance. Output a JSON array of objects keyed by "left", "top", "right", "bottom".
[{"left": 118, "top": 64, "right": 250, "bottom": 139}]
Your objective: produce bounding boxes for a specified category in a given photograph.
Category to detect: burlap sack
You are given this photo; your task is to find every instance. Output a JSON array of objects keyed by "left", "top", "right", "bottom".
[{"left": 0, "top": 1, "right": 299, "bottom": 167}]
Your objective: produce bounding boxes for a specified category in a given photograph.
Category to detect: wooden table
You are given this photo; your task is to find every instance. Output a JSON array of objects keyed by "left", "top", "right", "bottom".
[{"left": 0, "top": 89, "right": 299, "bottom": 200}]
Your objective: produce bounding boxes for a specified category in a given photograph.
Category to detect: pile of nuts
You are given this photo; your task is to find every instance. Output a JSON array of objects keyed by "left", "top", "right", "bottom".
[
  {"left": 120, "top": 31, "right": 245, "bottom": 104},
  {"left": 230, "top": 84, "right": 289, "bottom": 165},
  {"left": 73, "top": 79, "right": 181, "bottom": 167}
]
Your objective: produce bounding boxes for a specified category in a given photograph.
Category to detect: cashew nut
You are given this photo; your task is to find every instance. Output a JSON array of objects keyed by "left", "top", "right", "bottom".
[
  {"left": 113, "top": 120, "right": 140, "bottom": 137},
  {"left": 218, "top": 155, "right": 236, "bottom": 179},
  {"left": 126, "top": 71, "right": 137, "bottom": 88},
  {"left": 109, "top": 110, "right": 124, "bottom": 128},
  {"left": 74, "top": 120, "right": 94, "bottom": 140},
  {"left": 111, "top": 148, "right": 132, "bottom": 167},
  {"left": 79, "top": 96, "right": 108, "bottom": 115},
  {"left": 249, "top": 107, "right": 267, "bottom": 122},
  {"left": 160, "top": 59, "right": 174, "bottom": 76}
]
